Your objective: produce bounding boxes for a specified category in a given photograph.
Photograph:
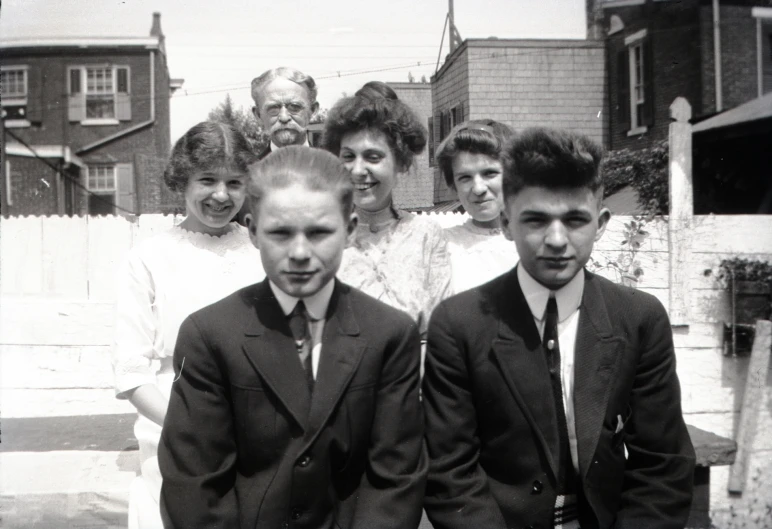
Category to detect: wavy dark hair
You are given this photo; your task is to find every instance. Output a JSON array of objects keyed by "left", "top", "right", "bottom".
[
  {"left": 322, "top": 83, "right": 426, "bottom": 171},
  {"left": 437, "top": 119, "right": 514, "bottom": 190},
  {"left": 501, "top": 127, "right": 604, "bottom": 200},
  {"left": 164, "top": 121, "right": 259, "bottom": 192}
]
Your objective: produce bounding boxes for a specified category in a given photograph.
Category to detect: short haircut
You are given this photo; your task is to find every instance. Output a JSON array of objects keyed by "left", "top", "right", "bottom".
[
  {"left": 247, "top": 146, "right": 353, "bottom": 220},
  {"left": 322, "top": 82, "right": 426, "bottom": 171},
  {"left": 164, "top": 121, "right": 259, "bottom": 192},
  {"left": 501, "top": 127, "right": 604, "bottom": 201},
  {"left": 250, "top": 67, "right": 318, "bottom": 107},
  {"left": 437, "top": 119, "right": 514, "bottom": 190}
]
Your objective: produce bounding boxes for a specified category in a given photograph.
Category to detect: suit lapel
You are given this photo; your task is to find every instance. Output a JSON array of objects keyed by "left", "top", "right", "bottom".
[
  {"left": 300, "top": 281, "right": 364, "bottom": 453},
  {"left": 241, "top": 280, "right": 312, "bottom": 430},
  {"left": 573, "top": 272, "right": 625, "bottom": 479},
  {"left": 491, "top": 270, "right": 561, "bottom": 481}
]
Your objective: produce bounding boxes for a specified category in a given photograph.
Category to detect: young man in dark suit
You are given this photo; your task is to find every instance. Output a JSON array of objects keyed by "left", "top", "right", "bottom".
[
  {"left": 159, "top": 146, "right": 427, "bottom": 529},
  {"left": 422, "top": 128, "right": 695, "bottom": 529}
]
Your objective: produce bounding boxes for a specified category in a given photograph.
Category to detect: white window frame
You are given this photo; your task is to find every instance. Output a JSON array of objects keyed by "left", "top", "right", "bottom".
[
  {"left": 753, "top": 7, "right": 772, "bottom": 97},
  {"left": 1, "top": 65, "right": 31, "bottom": 128},
  {"left": 70, "top": 65, "right": 130, "bottom": 125},
  {"left": 87, "top": 164, "right": 117, "bottom": 193},
  {"left": 625, "top": 29, "right": 648, "bottom": 136}
]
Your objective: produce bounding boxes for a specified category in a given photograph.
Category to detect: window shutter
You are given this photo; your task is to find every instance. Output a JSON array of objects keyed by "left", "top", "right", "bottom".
[
  {"left": 67, "top": 68, "right": 85, "bottom": 122},
  {"left": 616, "top": 49, "right": 630, "bottom": 131},
  {"left": 116, "top": 67, "right": 129, "bottom": 93},
  {"left": 27, "top": 68, "right": 43, "bottom": 122},
  {"left": 115, "top": 163, "right": 135, "bottom": 214},
  {"left": 460, "top": 101, "right": 465, "bottom": 123},
  {"left": 642, "top": 38, "right": 655, "bottom": 127},
  {"left": 116, "top": 93, "right": 131, "bottom": 120},
  {"left": 427, "top": 117, "right": 435, "bottom": 166},
  {"left": 433, "top": 114, "right": 441, "bottom": 166}
]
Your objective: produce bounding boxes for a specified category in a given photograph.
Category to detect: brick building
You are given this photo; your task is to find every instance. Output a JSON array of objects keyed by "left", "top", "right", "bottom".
[
  {"left": 388, "top": 82, "right": 435, "bottom": 210},
  {"left": 602, "top": 0, "right": 772, "bottom": 151},
  {"left": 1, "top": 13, "right": 184, "bottom": 217},
  {"left": 429, "top": 38, "right": 607, "bottom": 203}
]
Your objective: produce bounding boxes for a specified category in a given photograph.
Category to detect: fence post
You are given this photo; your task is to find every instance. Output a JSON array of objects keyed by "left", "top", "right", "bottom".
[{"left": 668, "top": 97, "right": 693, "bottom": 326}]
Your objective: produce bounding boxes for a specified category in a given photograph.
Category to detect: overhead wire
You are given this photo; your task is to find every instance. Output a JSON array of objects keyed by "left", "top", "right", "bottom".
[{"left": 4, "top": 128, "right": 137, "bottom": 214}]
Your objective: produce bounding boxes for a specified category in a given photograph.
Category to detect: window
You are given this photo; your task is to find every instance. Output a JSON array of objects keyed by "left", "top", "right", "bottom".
[
  {"left": 428, "top": 117, "right": 435, "bottom": 165},
  {"left": 1, "top": 66, "right": 31, "bottom": 126},
  {"left": 617, "top": 30, "right": 653, "bottom": 135},
  {"left": 87, "top": 164, "right": 117, "bottom": 215},
  {"left": 68, "top": 66, "right": 131, "bottom": 124},
  {"left": 1, "top": 68, "right": 27, "bottom": 99}
]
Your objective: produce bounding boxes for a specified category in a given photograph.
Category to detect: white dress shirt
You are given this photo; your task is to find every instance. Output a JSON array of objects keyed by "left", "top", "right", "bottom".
[
  {"left": 517, "top": 265, "right": 585, "bottom": 474},
  {"left": 269, "top": 279, "right": 334, "bottom": 379}
]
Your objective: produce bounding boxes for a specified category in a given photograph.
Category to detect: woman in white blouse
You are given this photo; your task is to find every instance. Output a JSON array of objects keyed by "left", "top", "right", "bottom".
[
  {"left": 112, "top": 121, "right": 264, "bottom": 528},
  {"left": 438, "top": 120, "right": 520, "bottom": 293}
]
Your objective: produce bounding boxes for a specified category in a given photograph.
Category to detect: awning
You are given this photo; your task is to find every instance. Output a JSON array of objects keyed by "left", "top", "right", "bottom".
[
  {"left": 693, "top": 92, "right": 772, "bottom": 133},
  {"left": 5, "top": 143, "right": 85, "bottom": 168}
]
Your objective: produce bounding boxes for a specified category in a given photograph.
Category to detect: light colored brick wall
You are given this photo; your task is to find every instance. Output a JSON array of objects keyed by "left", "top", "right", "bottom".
[
  {"left": 389, "top": 83, "right": 434, "bottom": 209},
  {"left": 466, "top": 41, "right": 606, "bottom": 145}
]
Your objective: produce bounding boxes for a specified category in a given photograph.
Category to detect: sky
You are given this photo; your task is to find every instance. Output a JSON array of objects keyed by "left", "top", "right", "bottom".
[{"left": 0, "top": 0, "right": 587, "bottom": 142}]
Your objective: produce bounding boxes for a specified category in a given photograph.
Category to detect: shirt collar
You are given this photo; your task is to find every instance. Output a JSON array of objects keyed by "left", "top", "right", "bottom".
[
  {"left": 269, "top": 279, "right": 334, "bottom": 321},
  {"left": 270, "top": 135, "right": 310, "bottom": 152},
  {"left": 517, "top": 264, "right": 584, "bottom": 323}
]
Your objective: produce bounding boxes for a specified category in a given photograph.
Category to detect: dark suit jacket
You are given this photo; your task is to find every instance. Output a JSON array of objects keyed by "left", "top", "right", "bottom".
[
  {"left": 159, "top": 279, "right": 427, "bottom": 529},
  {"left": 422, "top": 269, "right": 695, "bottom": 529}
]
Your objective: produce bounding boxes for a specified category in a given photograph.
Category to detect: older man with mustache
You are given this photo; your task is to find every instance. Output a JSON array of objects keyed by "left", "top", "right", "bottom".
[{"left": 252, "top": 67, "right": 319, "bottom": 152}]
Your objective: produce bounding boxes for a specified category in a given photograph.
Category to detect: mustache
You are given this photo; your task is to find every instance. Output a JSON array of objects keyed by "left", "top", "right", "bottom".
[{"left": 271, "top": 122, "right": 305, "bottom": 133}]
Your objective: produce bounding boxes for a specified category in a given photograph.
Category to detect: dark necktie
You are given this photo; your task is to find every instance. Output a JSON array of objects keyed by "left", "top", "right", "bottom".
[
  {"left": 544, "top": 295, "right": 576, "bottom": 494},
  {"left": 288, "top": 300, "right": 314, "bottom": 392}
]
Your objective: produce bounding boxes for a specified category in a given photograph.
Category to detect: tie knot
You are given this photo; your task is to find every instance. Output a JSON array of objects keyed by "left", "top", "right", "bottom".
[
  {"left": 545, "top": 295, "right": 558, "bottom": 320},
  {"left": 288, "top": 300, "right": 309, "bottom": 342}
]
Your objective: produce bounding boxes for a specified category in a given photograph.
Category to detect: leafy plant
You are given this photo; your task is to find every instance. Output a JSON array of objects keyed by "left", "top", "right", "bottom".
[
  {"left": 588, "top": 211, "right": 656, "bottom": 286},
  {"left": 710, "top": 258, "right": 772, "bottom": 289},
  {"left": 602, "top": 140, "right": 669, "bottom": 215}
]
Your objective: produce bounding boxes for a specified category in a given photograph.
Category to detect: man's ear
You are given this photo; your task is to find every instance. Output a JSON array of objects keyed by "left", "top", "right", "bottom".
[
  {"left": 345, "top": 212, "right": 358, "bottom": 248},
  {"left": 501, "top": 210, "right": 514, "bottom": 242},
  {"left": 594, "top": 206, "right": 611, "bottom": 242},
  {"left": 252, "top": 105, "right": 261, "bottom": 120},
  {"left": 245, "top": 213, "right": 259, "bottom": 249},
  {"left": 311, "top": 100, "right": 320, "bottom": 116}
]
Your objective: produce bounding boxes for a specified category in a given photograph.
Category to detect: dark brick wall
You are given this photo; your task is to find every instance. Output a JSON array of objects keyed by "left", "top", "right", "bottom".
[
  {"left": 4, "top": 156, "right": 64, "bottom": 216},
  {"left": 2, "top": 46, "right": 173, "bottom": 216},
  {"left": 605, "top": 0, "right": 702, "bottom": 151}
]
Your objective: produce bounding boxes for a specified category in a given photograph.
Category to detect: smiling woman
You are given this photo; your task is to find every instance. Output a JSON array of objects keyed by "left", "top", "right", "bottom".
[
  {"left": 322, "top": 82, "right": 452, "bottom": 337},
  {"left": 112, "top": 121, "right": 265, "bottom": 529}
]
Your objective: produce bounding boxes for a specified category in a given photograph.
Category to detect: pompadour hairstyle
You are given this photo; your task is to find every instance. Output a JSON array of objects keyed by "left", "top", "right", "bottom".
[
  {"left": 321, "top": 82, "right": 426, "bottom": 172},
  {"left": 247, "top": 146, "right": 354, "bottom": 219},
  {"left": 250, "top": 67, "right": 318, "bottom": 107},
  {"left": 436, "top": 119, "right": 514, "bottom": 190},
  {"left": 501, "top": 127, "right": 604, "bottom": 200},
  {"left": 164, "top": 121, "right": 259, "bottom": 192}
]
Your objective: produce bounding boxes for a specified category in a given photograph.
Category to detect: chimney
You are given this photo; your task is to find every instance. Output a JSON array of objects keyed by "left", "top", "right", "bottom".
[
  {"left": 150, "top": 12, "right": 166, "bottom": 52},
  {"left": 586, "top": 0, "right": 604, "bottom": 40}
]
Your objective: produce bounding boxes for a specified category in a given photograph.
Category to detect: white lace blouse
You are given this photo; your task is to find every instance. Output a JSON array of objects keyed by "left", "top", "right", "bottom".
[
  {"left": 444, "top": 218, "right": 519, "bottom": 293},
  {"left": 112, "top": 223, "right": 264, "bottom": 398}
]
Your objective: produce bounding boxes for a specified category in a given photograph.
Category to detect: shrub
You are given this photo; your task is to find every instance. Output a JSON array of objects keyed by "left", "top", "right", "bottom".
[{"left": 602, "top": 140, "right": 669, "bottom": 215}]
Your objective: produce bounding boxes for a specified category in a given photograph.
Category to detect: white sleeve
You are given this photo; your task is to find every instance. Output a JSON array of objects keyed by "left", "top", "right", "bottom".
[{"left": 112, "top": 250, "right": 159, "bottom": 399}]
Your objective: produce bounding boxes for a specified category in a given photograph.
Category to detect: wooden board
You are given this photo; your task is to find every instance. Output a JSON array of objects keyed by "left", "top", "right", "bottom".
[
  {"left": 728, "top": 320, "right": 772, "bottom": 493},
  {"left": 0, "top": 299, "right": 114, "bottom": 346}
]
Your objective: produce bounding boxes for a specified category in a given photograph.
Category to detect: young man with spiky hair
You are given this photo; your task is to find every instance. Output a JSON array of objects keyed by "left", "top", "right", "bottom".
[{"left": 423, "top": 128, "right": 695, "bottom": 529}]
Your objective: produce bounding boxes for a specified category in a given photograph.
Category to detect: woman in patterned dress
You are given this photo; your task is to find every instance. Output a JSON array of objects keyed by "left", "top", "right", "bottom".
[{"left": 322, "top": 81, "right": 452, "bottom": 338}]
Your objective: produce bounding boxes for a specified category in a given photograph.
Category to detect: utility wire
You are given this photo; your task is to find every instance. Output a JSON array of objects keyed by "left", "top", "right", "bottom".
[{"left": 4, "top": 128, "right": 136, "bottom": 214}]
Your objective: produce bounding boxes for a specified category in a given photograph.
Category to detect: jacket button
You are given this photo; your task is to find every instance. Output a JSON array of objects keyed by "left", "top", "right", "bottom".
[
  {"left": 290, "top": 508, "right": 302, "bottom": 520},
  {"left": 298, "top": 455, "right": 311, "bottom": 467},
  {"left": 525, "top": 525, "right": 535, "bottom": 529},
  {"left": 531, "top": 480, "right": 543, "bottom": 494}
]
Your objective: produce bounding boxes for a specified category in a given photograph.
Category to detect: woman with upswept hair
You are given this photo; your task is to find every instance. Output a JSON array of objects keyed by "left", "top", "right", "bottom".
[
  {"left": 322, "top": 81, "right": 452, "bottom": 339},
  {"left": 437, "top": 119, "right": 519, "bottom": 293},
  {"left": 112, "top": 121, "right": 264, "bottom": 528}
]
